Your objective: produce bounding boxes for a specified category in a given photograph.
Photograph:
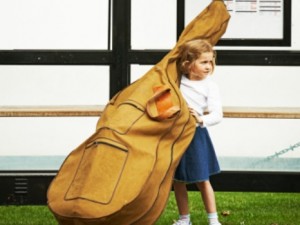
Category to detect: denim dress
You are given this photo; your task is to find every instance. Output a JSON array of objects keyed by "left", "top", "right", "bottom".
[{"left": 174, "top": 126, "right": 220, "bottom": 183}]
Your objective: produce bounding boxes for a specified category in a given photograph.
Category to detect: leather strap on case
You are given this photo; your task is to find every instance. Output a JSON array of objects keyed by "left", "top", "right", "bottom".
[{"left": 146, "top": 85, "right": 180, "bottom": 121}]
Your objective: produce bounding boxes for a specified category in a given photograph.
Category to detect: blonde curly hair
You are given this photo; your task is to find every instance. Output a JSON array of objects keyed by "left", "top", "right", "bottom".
[{"left": 176, "top": 39, "right": 216, "bottom": 77}]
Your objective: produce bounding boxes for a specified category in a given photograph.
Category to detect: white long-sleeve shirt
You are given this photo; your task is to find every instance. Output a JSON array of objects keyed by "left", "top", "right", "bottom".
[{"left": 180, "top": 75, "right": 223, "bottom": 127}]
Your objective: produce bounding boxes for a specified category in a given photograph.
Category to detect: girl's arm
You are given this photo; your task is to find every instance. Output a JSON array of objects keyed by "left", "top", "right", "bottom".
[
  {"left": 189, "top": 82, "right": 223, "bottom": 127},
  {"left": 201, "top": 82, "right": 223, "bottom": 127}
]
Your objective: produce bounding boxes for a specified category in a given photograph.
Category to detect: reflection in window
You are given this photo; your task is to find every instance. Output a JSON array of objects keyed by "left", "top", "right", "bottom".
[
  {"left": 0, "top": 117, "right": 100, "bottom": 170},
  {"left": 210, "top": 118, "right": 300, "bottom": 172}
]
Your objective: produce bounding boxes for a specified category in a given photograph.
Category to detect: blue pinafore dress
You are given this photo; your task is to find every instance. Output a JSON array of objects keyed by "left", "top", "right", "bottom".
[{"left": 174, "top": 125, "right": 220, "bottom": 183}]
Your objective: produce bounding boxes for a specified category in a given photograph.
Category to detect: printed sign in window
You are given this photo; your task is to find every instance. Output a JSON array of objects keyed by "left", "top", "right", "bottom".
[{"left": 223, "top": 0, "right": 284, "bottom": 40}]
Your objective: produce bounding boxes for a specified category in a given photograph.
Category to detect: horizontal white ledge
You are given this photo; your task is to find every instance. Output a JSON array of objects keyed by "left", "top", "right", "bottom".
[{"left": 0, "top": 105, "right": 299, "bottom": 119}]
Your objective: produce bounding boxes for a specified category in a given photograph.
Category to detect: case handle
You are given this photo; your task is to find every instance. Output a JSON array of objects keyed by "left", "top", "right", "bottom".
[{"left": 146, "top": 85, "right": 180, "bottom": 121}]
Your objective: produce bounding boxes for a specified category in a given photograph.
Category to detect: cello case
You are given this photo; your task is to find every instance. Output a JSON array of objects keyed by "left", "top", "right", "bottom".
[{"left": 47, "top": 1, "right": 230, "bottom": 224}]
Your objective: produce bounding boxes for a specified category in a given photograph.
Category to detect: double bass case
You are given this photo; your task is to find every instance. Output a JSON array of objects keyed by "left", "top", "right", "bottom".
[{"left": 47, "top": 1, "right": 230, "bottom": 224}]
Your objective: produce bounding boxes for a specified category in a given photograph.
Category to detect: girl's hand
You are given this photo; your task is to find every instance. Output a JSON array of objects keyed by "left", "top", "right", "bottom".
[{"left": 188, "top": 107, "right": 203, "bottom": 125}]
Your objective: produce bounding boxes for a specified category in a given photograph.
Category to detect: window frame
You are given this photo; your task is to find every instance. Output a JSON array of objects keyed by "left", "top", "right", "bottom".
[{"left": 0, "top": 0, "right": 299, "bottom": 195}]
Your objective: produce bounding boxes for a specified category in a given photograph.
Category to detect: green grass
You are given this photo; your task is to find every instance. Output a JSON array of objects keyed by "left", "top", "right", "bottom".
[
  {"left": 0, "top": 205, "right": 56, "bottom": 225},
  {"left": 0, "top": 192, "right": 299, "bottom": 225},
  {"left": 157, "top": 192, "right": 300, "bottom": 225}
]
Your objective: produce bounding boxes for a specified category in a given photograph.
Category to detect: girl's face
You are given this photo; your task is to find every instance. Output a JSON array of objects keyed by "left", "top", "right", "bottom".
[{"left": 188, "top": 52, "right": 214, "bottom": 81}]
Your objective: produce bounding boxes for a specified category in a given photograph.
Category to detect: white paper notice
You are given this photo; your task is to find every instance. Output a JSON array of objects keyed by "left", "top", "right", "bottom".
[{"left": 223, "top": 0, "right": 284, "bottom": 39}]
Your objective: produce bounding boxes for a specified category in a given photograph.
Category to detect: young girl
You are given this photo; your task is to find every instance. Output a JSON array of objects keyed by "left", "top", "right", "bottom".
[{"left": 172, "top": 39, "right": 223, "bottom": 225}]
